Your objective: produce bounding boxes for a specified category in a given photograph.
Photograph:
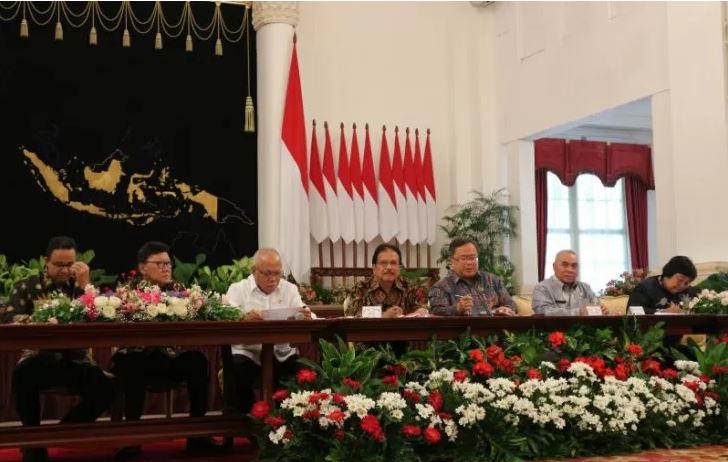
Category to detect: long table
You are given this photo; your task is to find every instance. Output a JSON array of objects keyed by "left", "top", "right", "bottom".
[{"left": 0, "top": 314, "right": 725, "bottom": 450}]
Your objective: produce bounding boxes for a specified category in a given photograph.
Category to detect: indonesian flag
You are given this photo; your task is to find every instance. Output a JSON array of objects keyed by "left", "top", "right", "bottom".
[
  {"left": 377, "top": 127, "right": 398, "bottom": 242},
  {"left": 361, "top": 124, "right": 379, "bottom": 243},
  {"left": 392, "top": 127, "right": 408, "bottom": 244},
  {"left": 279, "top": 37, "right": 310, "bottom": 281},
  {"left": 423, "top": 129, "right": 437, "bottom": 245},
  {"left": 349, "top": 124, "right": 365, "bottom": 243},
  {"left": 322, "top": 122, "right": 340, "bottom": 242},
  {"left": 308, "top": 121, "right": 328, "bottom": 244},
  {"left": 414, "top": 130, "right": 428, "bottom": 245},
  {"left": 403, "top": 129, "right": 420, "bottom": 244},
  {"left": 337, "top": 123, "right": 355, "bottom": 244}
]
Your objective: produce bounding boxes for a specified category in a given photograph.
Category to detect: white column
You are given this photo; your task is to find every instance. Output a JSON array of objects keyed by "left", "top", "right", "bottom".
[
  {"left": 651, "top": 2, "right": 728, "bottom": 264},
  {"left": 504, "top": 140, "right": 538, "bottom": 293},
  {"left": 252, "top": 2, "right": 299, "bottom": 249}
]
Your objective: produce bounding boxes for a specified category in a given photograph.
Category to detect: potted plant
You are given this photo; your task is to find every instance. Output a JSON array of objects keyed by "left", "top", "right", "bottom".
[{"left": 438, "top": 189, "right": 518, "bottom": 293}]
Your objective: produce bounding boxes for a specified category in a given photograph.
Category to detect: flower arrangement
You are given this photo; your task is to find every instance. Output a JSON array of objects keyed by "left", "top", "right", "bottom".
[
  {"left": 603, "top": 268, "right": 647, "bottom": 297},
  {"left": 251, "top": 326, "right": 728, "bottom": 462},
  {"left": 683, "top": 289, "right": 728, "bottom": 314},
  {"left": 298, "top": 283, "right": 324, "bottom": 305},
  {"left": 29, "top": 284, "right": 244, "bottom": 323}
]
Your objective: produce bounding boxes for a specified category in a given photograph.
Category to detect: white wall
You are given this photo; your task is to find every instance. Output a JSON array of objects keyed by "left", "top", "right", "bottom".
[{"left": 295, "top": 2, "right": 500, "bottom": 271}]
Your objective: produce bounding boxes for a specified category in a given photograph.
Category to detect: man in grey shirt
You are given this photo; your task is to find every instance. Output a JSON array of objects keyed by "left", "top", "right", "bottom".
[{"left": 532, "top": 250, "right": 608, "bottom": 316}]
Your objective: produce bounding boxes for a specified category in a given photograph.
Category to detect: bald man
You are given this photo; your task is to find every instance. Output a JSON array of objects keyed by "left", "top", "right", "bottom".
[
  {"left": 225, "top": 249, "right": 313, "bottom": 413},
  {"left": 532, "top": 250, "right": 607, "bottom": 316}
]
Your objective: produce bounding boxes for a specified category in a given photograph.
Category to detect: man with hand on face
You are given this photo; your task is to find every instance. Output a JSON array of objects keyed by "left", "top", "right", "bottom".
[
  {"left": 225, "top": 248, "right": 314, "bottom": 414},
  {"left": 532, "top": 249, "right": 608, "bottom": 316},
  {"left": 345, "top": 243, "right": 429, "bottom": 318},
  {"left": 3, "top": 236, "right": 112, "bottom": 462},
  {"left": 429, "top": 238, "right": 516, "bottom": 316}
]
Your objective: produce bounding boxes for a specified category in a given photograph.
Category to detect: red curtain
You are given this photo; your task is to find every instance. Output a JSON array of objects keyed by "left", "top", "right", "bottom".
[
  {"left": 534, "top": 139, "right": 654, "bottom": 276},
  {"left": 624, "top": 176, "right": 649, "bottom": 270},
  {"left": 535, "top": 170, "right": 548, "bottom": 281}
]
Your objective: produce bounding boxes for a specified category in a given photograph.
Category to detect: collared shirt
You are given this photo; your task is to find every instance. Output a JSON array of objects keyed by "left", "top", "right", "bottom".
[
  {"left": 2, "top": 273, "right": 89, "bottom": 362},
  {"left": 345, "top": 276, "right": 426, "bottom": 317},
  {"left": 226, "top": 275, "right": 304, "bottom": 364},
  {"left": 532, "top": 276, "right": 599, "bottom": 316},
  {"left": 428, "top": 270, "right": 514, "bottom": 316},
  {"left": 627, "top": 276, "right": 696, "bottom": 315}
]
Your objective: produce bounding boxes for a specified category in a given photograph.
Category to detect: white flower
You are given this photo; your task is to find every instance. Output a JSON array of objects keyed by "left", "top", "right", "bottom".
[
  {"left": 169, "top": 299, "right": 188, "bottom": 317},
  {"left": 145, "top": 304, "right": 159, "bottom": 317},
  {"left": 101, "top": 304, "right": 116, "bottom": 319},
  {"left": 268, "top": 425, "right": 290, "bottom": 445},
  {"left": 674, "top": 361, "right": 701, "bottom": 375},
  {"left": 344, "top": 394, "right": 375, "bottom": 419},
  {"left": 155, "top": 303, "right": 168, "bottom": 315}
]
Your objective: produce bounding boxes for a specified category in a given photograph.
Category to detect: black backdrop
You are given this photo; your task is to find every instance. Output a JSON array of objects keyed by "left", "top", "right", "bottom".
[{"left": 0, "top": 2, "right": 257, "bottom": 275}]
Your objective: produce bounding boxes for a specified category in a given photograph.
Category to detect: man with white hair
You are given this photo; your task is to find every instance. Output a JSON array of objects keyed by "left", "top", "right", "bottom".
[
  {"left": 532, "top": 249, "right": 607, "bottom": 316},
  {"left": 225, "top": 248, "right": 313, "bottom": 413}
]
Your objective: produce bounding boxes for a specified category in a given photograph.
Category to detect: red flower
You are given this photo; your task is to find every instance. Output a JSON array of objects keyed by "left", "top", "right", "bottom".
[
  {"left": 332, "top": 393, "right": 347, "bottom": 406},
  {"left": 437, "top": 412, "right": 452, "bottom": 421},
  {"left": 335, "top": 430, "right": 346, "bottom": 441},
  {"left": 712, "top": 364, "right": 728, "bottom": 375},
  {"left": 683, "top": 380, "right": 701, "bottom": 392},
  {"left": 128, "top": 269, "right": 138, "bottom": 277},
  {"left": 428, "top": 390, "right": 444, "bottom": 411},
  {"left": 662, "top": 368, "right": 678, "bottom": 379},
  {"left": 264, "top": 416, "right": 286, "bottom": 428},
  {"left": 343, "top": 377, "right": 362, "bottom": 389},
  {"left": 468, "top": 349, "right": 484, "bottom": 362},
  {"left": 403, "top": 389, "right": 421, "bottom": 403},
  {"left": 472, "top": 361, "right": 494, "bottom": 377},
  {"left": 423, "top": 426, "right": 441, "bottom": 444},
  {"left": 548, "top": 331, "right": 566, "bottom": 348},
  {"left": 558, "top": 359, "right": 571, "bottom": 373},
  {"left": 296, "top": 368, "right": 317, "bottom": 383},
  {"left": 705, "top": 391, "right": 721, "bottom": 402},
  {"left": 328, "top": 409, "right": 346, "bottom": 422},
  {"left": 401, "top": 425, "right": 422, "bottom": 436},
  {"left": 615, "top": 363, "right": 631, "bottom": 381},
  {"left": 486, "top": 345, "right": 505, "bottom": 362},
  {"left": 453, "top": 370, "right": 469, "bottom": 382},
  {"left": 302, "top": 409, "right": 321, "bottom": 419},
  {"left": 309, "top": 392, "right": 330, "bottom": 403},
  {"left": 360, "top": 414, "right": 385, "bottom": 441},
  {"left": 527, "top": 368, "right": 542, "bottom": 380},
  {"left": 496, "top": 357, "right": 515, "bottom": 374},
  {"left": 381, "top": 375, "right": 398, "bottom": 386},
  {"left": 250, "top": 401, "right": 269, "bottom": 419},
  {"left": 626, "top": 344, "right": 644, "bottom": 357},
  {"left": 641, "top": 359, "right": 661, "bottom": 375},
  {"left": 700, "top": 374, "right": 711, "bottom": 384},
  {"left": 385, "top": 364, "right": 408, "bottom": 376}
]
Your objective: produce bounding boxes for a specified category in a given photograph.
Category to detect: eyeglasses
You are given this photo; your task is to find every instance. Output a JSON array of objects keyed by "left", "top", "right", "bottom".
[
  {"left": 453, "top": 255, "right": 478, "bottom": 262},
  {"left": 376, "top": 261, "right": 401, "bottom": 268},
  {"left": 257, "top": 269, "right": 282, "bottom": 279},
  {"left": 50, "top": 261, "right": 74, "bottom": 269},
  {"left": 145, "top": 260, "right": 173, "bottom": 269}
]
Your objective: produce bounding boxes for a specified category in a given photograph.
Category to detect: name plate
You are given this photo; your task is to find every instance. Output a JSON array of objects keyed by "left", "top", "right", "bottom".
[
  {"left": 362, "top": 305, "right": 382, "bottom": 318},
  {"left": 628, "top": 306, "right": 645, "bottom": 315},
  {"left": 586, "top": 305, "right": 602, "bottom": 316}
]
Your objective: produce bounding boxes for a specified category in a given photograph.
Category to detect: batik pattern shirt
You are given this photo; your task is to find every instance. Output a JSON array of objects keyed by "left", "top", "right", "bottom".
[
  {"left": 345, "top": 276, "right": 426, "bottom": 317},
  {"left": 428, "top": 271, "right": 514, "bottom": 316}
]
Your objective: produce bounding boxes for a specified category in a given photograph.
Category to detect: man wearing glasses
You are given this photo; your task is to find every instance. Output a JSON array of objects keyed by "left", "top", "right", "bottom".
[
  {"left": 111, "top": 241, "right": 221, "bottom": 459},
  {"left": 429, "top": 238, "right": 516, "bottom": 316},
  {"left": 2, "top": 236, "right": 113, "bottom": 462},
  {"left": 345, "top": 243, "right": 429, "bottom": 318},
  {"left": 225, "top": 248, "right": 313, "bottom": 414}
]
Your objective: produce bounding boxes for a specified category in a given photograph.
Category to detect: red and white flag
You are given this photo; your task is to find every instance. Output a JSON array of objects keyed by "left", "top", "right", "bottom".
[
  {"left": 349, "top": 124, "right": 365, "bottom": 243},
  {"left": 322, "top": 122, "right": 340, "bottom": 242},
  {"left": 308, "top": 121, "right": 328, "bottom": 244},
  {"left": 414, "top": 130, "right": 428, "bottom": 245},
  {"left": 337, "top": 123, "right": 355, "bottom": 244},
  {"left": 423, "top": 129, "right": 437, "bottom": 245},
  {"left": 361, "top": 124, "right": 379, "bottom": 243},
  {"left": 392, "top": 127, "right": 408, "bottom": 244},
  {"left": 377, "top": 127, "right": 398, "bottom": 242},
  {"left": 403, "top": 129, "right": 420, "bottom": 244},
  {"left": 279, "top": 36, "right": 310, "bottom": 281}
]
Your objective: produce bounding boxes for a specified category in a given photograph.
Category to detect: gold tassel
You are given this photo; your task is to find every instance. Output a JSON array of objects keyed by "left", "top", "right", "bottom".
[
  {"left": 154, "top": 32, "right": 162, "bottom": 50},
  {"left": 244, "top": 96, "right": 255, "bottom": 132},
  {"left": 54, "top": 21, "right": 63, "bottom": 41},
  {"left": 89, "top": 26, "right": 98, "bottom": 46},
  {"left": 20, "top": 19, "right": 28, "bottom": 38},
  {"left": 185, "top": 34, "right": 193, "bottom": 52},
  {"left": 122, "top": 29, "right": 130, "bottom": 48},
  {"left": 215, "top": 38, "right": 223, "bottom": 56}
]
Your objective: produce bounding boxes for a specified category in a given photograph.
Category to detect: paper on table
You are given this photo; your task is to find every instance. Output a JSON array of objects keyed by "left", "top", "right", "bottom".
[{"left": 261, "top": 307, "right": 303, "bottom": 320}]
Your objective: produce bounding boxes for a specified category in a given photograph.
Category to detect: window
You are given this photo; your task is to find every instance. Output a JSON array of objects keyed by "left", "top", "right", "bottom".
[{"left": 545, "top": 172, "right": 630, "bottom": 293}]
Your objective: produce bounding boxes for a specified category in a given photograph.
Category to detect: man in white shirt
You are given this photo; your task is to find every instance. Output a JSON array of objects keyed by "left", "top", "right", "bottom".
[{"left": 225, "top": 248, "right": 313, "bottom": 413}]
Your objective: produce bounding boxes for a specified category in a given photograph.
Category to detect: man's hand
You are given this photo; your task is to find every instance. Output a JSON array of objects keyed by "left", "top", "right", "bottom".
[
  {"left": 662, "top": 304, "right": 684, "bottom": 314},
  {"left": 410, "top": 307, "right": 430, "bottom": 317},
  {"left": 245, "top": 309, "right": 264, "bottom": 321},
  {"left": 298, "top": 306, "right": 314, "bottom": 319},
  {"left": 70, "top": 261, "right": 90, "bottom": 288},
  {"left": 456, "top": 295, "right": 473, "bottom": 315},
  {"left": 493, "top": 306, "right": 516, "bottom": 316},
  {"left": 382, "top": 306, "right": 404, "bottom": 318}
]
